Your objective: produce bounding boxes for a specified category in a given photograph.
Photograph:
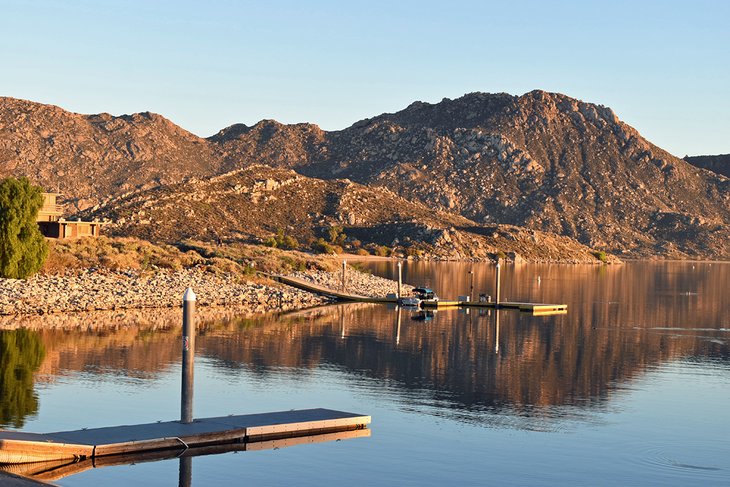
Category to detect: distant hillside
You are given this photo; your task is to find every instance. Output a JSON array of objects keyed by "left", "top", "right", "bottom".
[
  {"left": 81, "top": 165, "right": 609, "bottom": 262},
  {"left": 0, "top": 97, "right": 223, "bottom": 212},
  {"left": 684, "top": 154, "right": 730, "bottom": 178},
  {"left": 212, "top": 91, "right": 730, "bottom": 259}
]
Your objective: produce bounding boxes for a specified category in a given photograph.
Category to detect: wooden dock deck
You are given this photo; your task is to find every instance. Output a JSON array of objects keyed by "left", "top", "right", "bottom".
[
  {"left": 0, "top": 408, "right": 370, "bottom": 465},
  {"left": 272, "top": 274, "right": 395, "bottom": 303},
  {"left": 273, "top": 274, "right": 567, "bottom": 314},
  {"left": 1, "top": 428, "right": 370, "bottom": 482}
]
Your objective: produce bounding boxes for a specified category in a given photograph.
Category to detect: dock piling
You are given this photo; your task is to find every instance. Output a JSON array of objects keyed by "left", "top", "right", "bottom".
[
  {"left": 495, "top": 263, "right": 501, "bottom": 309},
  {"left": 397, "top": 262, "right": 402, "bottom": 299},
  {"left": 181, "top": 288, "right": 196, "bottom": 424},
  {"left": 341, "top": 260, "right": 347, "bottom": 293}
]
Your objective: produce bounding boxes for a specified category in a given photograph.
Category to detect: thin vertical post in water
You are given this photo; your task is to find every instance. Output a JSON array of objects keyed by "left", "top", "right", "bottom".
[
  {"left": 397, "top": 262, "right": 402, "bottom": 299},
  {"left": 495, "top": 263, "right": 501, "bottom": 308},
  {"left": 181, "top": 287, "right": 196, "bottom": 424},
  {"left": 341, "top": 260, "right": 347, "bottom": 293},
  {"left": 468, "top": 270, "right": 474, "bottom": 302}
]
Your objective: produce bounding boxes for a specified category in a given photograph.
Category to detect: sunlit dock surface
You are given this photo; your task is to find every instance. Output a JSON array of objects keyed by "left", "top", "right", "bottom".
[
  {"left": 0, "top": 428, "right": 370, "bottom": 483},
  {"left": 273, "top": 274, "right": 568, "bottom": 315},
  {"left": 0, "top": 408, "right": 370, "bottom": 465}
]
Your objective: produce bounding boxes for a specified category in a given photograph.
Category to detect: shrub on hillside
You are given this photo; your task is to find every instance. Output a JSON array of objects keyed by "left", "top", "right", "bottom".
[
  {"left": 374, "top": 245, "right": 391, "bottom": 257},
  {"left": 593, "top": 250, "right": 608, "bottom": 263},
  {"left": 311, "top": 238, "right": 341, "bottom": 255},
  {"left": 264, "top": 229, "right": 299, "bottom": 250}
]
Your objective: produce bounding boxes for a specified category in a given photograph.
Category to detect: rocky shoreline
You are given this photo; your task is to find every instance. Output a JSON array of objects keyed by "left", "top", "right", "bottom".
[{"left": 0, "top": 266, "right": 407, "bottom": 327}]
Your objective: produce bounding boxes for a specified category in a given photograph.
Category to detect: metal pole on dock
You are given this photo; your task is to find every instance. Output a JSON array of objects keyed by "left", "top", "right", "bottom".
[
  {"left": 495, "top": 263, "right": 501, "bottom": 308},
  {"left": 397, "top": 262, "right": 402, "bottom": 299},
  {"left": 342, "top": 260, "right": 347, "bottom": 293},
  {"left": 181, "top": 288, "right": 196, "bottom": 424}
]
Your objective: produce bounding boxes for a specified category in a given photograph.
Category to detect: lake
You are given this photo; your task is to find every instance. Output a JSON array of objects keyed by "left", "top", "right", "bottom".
[{"left": 1, "top": 261, "right": 728, "bottom": 486}]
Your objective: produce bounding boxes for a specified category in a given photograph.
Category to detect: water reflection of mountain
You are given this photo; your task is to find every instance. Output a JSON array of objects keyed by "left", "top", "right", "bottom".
[
  {"left": 5, "top": 263, "right": 727, "bottom": 427},
  {"left": 198, "top": 304, "right": 728, "bottom": 411},
  {"left": 26, "top": 303, "right": 728, "bottom": 411}
]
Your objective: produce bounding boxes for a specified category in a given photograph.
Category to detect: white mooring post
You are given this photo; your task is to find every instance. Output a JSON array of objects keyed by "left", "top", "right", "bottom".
[
  {"left": 342, "top": 260, "right": 347, "bottom": 293},
  {"left": 495, "top": 263, "right": 501, "bottom": 309},
  {"left": 397, "top": 262, "right": 402, "bottom": 299},
  {"left": 181, "top": 288, "right": 196, "bottom": 424}
]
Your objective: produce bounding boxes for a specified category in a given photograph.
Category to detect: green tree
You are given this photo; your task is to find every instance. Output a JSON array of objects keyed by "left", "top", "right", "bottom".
[{"left": 0, "top": 177, "right": 48, "bottom": 278}]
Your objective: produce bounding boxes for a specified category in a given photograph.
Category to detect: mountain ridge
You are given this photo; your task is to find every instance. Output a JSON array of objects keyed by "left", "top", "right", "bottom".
[
  {"left": 0, "top": 91, "right": 727, "bottom": 259},
  {"left": 213, "top": 90, "right": 728, "bottom": 258}
]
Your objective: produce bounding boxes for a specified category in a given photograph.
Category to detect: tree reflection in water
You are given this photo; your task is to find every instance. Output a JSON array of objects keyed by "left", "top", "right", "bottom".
[{"left": 0, "top": 329, "right": 45, "bottom": 428}]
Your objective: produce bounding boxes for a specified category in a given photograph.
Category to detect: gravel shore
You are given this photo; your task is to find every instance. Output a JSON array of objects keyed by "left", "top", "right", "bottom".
[{"left": 0, "top": 266, "right": 403, "bottom": 325}]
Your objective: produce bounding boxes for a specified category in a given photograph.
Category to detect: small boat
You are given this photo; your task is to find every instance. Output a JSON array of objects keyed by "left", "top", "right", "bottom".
[{"left": 398, "top": 296, "right": 422, "bottom": 307}]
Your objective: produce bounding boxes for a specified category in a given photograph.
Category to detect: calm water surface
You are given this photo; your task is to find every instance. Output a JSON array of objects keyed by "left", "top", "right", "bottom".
[{"left": 1, "top": 262, "right": 728, "bottom": 486}]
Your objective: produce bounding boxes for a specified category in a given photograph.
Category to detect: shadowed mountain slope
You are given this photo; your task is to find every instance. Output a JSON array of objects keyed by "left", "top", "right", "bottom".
[{"left": 684, "top": 154, "right": 730, "bottom": 178}]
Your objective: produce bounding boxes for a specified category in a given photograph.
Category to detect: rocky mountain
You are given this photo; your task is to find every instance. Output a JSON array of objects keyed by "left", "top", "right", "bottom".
[
  {"left": 1, "top": 92, "right": 727, "bottom": 259},
  {"left": 684, "top": 154, "right": 730, "bottom": 178},
  {"left": 210, "top": 120, "right": 327, "bottom": 171},
  {"left": 81, "top": 165, "right": 608, "bottom": 262},
  {"left": 212, "top": 91, "right": 729, "bottom": 259},
  {"left": 0, "top": 97, "right": 223, "bottom": 212}
]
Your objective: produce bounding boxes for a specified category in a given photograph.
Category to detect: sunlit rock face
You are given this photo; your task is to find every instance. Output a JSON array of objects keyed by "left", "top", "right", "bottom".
[{"left": 1, "top": 91, "right": 728, "bottom": 259}]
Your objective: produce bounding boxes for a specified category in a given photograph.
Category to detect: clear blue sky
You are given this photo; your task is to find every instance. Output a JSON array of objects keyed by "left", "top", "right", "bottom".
[{"left": 1, "top": 0, "right": 728, "bottom": 156}]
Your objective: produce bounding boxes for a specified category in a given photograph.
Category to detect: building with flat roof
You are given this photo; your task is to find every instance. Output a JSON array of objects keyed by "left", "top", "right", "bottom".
[{"left": 37, "top": 193, "right": 106, "bottom": 239}]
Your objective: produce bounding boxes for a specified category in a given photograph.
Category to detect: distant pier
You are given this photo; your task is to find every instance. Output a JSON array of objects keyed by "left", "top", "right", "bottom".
[{"left": 272, "top": 274, "right": 567, "bottom": 315}]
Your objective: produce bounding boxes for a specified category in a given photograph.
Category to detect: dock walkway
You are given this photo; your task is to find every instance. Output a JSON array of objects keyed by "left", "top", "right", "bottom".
[
  {"left": 272, "top": 274, "right": 567, "bottom": 314},
  {"left": 0, "top": 408, "right": 370, "bottom": 465}
]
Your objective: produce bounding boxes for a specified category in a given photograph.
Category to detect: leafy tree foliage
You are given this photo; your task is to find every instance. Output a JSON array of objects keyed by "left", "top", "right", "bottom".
[{"left": 0, "top": 177, "right": 49, "bottom": 278}]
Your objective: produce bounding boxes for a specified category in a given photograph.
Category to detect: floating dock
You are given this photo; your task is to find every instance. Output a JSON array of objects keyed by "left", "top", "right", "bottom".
[
  {"left": 273, "top": 274, "right": 567, "bottom": 314},
  {"left": 1, "top": 428, "right": 370, "bottom": 483},
  {"left": 0, "top": 408, "right": 370, "bottom": 465},
  {"left": 421, "top": 300, "right": 567, "bottom": 313}
]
